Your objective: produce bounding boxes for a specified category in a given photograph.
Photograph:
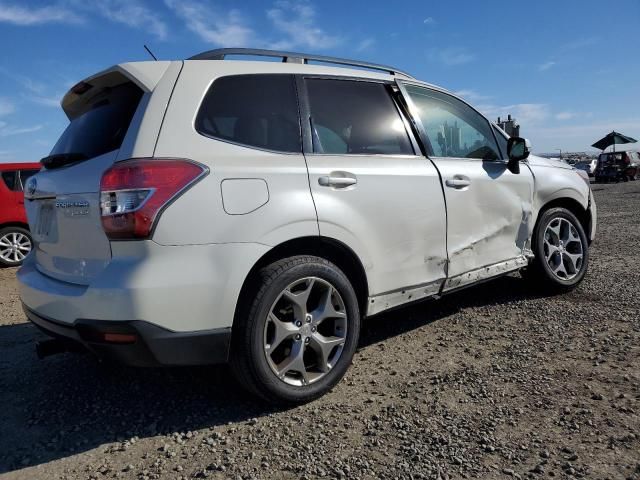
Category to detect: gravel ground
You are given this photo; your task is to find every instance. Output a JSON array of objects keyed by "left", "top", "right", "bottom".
[{"left": 0, "top": 180, "right": 638, "bottom": 480}]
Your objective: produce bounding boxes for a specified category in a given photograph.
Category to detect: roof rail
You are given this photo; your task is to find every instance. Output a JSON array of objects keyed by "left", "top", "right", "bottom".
[{"left": 187, "top": 48, "right": 414, "bottom": 78}]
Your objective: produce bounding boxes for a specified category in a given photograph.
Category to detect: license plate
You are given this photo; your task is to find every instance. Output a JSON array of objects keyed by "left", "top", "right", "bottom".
[{"left": 35, "top": 203, "right": 54, "bottom": 237}]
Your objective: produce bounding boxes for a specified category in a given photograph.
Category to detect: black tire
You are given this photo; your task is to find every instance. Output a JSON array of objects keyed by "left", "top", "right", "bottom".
[
  {"left": 230, "top": 255, "right": 361, "bottom": 404},
  {"left": 524, "top": 207, "right": 589, "bottom": 293},
  {"left": 0, "top": 226, "right": 32, "bottom": 267}
]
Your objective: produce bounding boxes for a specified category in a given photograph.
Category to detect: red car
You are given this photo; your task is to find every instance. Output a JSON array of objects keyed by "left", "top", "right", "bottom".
[{"left": 0, "top": 162, "right": 41, "bottom": 267}]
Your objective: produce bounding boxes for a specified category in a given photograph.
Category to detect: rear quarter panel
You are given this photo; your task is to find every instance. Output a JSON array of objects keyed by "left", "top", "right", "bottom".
[{"left": 152, "top": 61, "right": 319, "bottom": 247}]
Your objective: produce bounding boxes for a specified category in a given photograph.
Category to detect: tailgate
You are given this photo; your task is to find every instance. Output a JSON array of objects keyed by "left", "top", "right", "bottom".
[
  {"left": 25, "top": 153, "right": 117, "bottom": 284},
  {"left": 23, "top": 66, "right": 167, "bottom": 285}
]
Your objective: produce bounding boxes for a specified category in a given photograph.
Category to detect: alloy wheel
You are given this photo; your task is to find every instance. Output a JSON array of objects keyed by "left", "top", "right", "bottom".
[
  {"left": 543, "top": 217, "right": 584, "bottom": 280},
  {"left": 0, "top": 231, "right": 31, "bottom": 264},
  {"left": 263, "top": 277, "right": 347, "bottom": 386}
]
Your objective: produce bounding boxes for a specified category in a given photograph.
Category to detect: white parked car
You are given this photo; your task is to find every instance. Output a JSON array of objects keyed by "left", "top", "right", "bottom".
[
  {"left": 575, "top": 158, "right": 597, "bottom": 177},
  {"left": 18, "top": 49, "right": 597, "bottom": 403}
]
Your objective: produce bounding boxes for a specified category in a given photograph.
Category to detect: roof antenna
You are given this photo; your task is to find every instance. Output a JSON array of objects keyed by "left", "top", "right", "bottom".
[{"left": 144, "top": 44, "right": 158, "bottom": 61}]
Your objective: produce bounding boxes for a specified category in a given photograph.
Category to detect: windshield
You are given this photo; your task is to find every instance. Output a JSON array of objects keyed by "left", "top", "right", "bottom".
[{"left": 50, "top": 82, "right": 142, "bottom": 161}]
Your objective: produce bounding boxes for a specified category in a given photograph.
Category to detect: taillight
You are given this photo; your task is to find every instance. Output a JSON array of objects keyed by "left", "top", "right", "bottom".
[{"left": 100, "top": 158, "right": 206, "bottom": 239}]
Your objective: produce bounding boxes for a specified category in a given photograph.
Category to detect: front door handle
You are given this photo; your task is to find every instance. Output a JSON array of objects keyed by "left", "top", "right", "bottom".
[
  {"left": 445, "top": 177, "right": 471, "bottom": 189},
  {"left": 318, "top": 173, "right": 357, "bottom": 188}
]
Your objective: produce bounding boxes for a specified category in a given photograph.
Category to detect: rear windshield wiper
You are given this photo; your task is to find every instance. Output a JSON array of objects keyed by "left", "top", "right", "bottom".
[{"left": 40, "top": 153, "right": 88, "bottom": 170}]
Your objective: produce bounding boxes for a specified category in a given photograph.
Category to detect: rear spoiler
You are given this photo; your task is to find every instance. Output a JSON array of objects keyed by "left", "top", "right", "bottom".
[{"left": 61, "top": 61, "right": 173, "bottom": 120}]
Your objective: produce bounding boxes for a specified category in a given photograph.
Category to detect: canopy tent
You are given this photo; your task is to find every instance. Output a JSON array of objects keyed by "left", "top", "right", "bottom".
[{"left": 591, "top": 131, "right": 637, "bottom": 152}]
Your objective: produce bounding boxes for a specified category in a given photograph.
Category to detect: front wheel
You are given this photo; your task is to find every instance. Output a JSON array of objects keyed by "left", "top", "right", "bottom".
[
  {"left": 524, "top": 208, "right": 589, "bottom": 293},
  {"left": 230, "top": 256, "right": 361, "bottom": 404},
  {"left": 0, "top": 226, "right": 32, "bottom": 267}
]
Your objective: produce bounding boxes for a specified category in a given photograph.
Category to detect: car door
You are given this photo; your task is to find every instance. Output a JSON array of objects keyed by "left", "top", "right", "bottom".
[
  {"left": 1, "top": 170, "right": 22, "bottom": 215},
  {"left": 300, "top": 76, "right": 448, "bottom": 314},
  {"left": 399, "top": 82, "right": 534, "bottom": 291}
]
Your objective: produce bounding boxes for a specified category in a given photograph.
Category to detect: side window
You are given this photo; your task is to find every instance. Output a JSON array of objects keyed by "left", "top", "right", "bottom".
[
  {"left": 1, "top": 171, "right": 17, "bottom": 191},
  {"left": 18, "top": 169, "right": 40, "bottom": 191},
  {"left": 404, "top": 85, "right": 500, "bottom": 160},
  {"left": 195, "top": 74, "right": 301, "bottom": 153},
  {"left": 305, "top": 79, "right": 414, "bottom": 155}
]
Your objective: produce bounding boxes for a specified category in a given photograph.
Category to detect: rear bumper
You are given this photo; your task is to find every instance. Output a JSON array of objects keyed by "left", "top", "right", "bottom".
[
  {"left": 17, "top": 241, "right": 272, "bottom": 366},
  {"left": 17, "top": 240, "right": 269, "bottom": 332},
  {"left": 24, "top": 305, "right": 231, "bottom": 366}
]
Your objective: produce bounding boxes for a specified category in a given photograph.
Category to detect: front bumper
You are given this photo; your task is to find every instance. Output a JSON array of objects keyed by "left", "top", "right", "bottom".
[
  {"left": 588, "top": 188, "right": 597, "bottom": 243},
  {"left": 24, "top": 305, "right": 231, "bottom": 366}
]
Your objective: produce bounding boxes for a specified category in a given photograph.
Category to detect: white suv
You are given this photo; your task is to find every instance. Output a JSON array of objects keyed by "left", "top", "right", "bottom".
[{"left": 18, "top": 49, "right": 597, "bottom": 403}]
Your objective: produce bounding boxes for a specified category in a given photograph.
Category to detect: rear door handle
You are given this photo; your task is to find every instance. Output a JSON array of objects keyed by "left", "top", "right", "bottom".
[
  {"left": 318, "top": 173, "right": 357, "bottom": 188},
  {"left": 445, "top": 177, "right": 471, "bottom": 189}
]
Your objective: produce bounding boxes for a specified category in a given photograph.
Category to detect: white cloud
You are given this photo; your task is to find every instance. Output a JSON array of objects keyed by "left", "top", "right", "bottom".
[
  {"left": 30, "top": 95, "right": 62, "bottom": 108},
  {"left": 478, "top": 103, "right": 550, "bottom": 125},
  {"left": 538, "top": 61, "right": 556, "bottom": 71},
  {"left": 0, "top": 98, "right": 14, "bottom": 116},
  {"left": 0, "top": 3, "right": 83, "bottom": 25},
  {"left": 165, "top": 0, "right": 341, "bottom": 51},
  {"left": 555, "top": 111, "right": 576, "bottom": 121},
  {"left": 453, "top": 89, "right": 491, "bottom": 102},
  {"left": 165, "top": 0, "right": 254, "bottom": 46},
  {"left": 429, "top": 47, "right": 475, "bottom": 66},
  {"left": 0, "top": 67, "right": 47, "bottom": 94},
  {"left": 0, "top": 121, "right": 43, "bottom": 137},
  {"left": 423, "top": 17, "right": 435, "bottom": 25},
  {"left": 355, "top": 38, "right": 375, "bottom": 52},
  {"left": 529, "top": 120, "right": 640, "bottom": 140},
  {"left": 267, "top": 1, "right": 341, "bottom": 50},
  {"left": 84, "top": 0, "right": 167, "bottom": 40},
  {"left": 526, "top": 119, "right": 640, "bottom": 152},
  {"left": 559, "top": 37, "right": 599, "bottom": 52}
]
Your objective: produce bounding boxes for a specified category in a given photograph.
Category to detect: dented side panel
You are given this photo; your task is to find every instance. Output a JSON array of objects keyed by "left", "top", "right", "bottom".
[
  {"left": 433, "top": 158, "right": 535, "bottom": 279},
  {"left": 306, "top": 154, "right": 448, "bottom": 297}
]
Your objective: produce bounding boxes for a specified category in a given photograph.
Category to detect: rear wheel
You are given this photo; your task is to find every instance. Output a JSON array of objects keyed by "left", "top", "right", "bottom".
[
  {"left": 230, "top": 256, "right": 361, "bottom": 404},
  {"left": 0, "top": 226, "right": 32, "bottom": 267},
  {"left": 524, "top": 208, "right": 589, "bottom": 293}
]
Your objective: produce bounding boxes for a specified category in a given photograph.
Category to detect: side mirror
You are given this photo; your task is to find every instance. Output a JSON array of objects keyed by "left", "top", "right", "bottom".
[{"left": 507, "top": 137, "right": 531, "bottom": 174}]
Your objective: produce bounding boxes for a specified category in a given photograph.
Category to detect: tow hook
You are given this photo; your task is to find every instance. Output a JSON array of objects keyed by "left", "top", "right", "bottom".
[{"left": 35, "top": 339, "right": 73, "bottom": 359}]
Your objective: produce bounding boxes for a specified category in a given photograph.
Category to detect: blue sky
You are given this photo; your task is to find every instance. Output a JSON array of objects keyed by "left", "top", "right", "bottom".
[{"left": 1, "top": 0, "right": 639, "bottom": 162}]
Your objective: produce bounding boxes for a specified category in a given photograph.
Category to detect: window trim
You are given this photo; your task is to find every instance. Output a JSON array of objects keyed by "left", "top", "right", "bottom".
[
  {"left": 396, "top": 80, "right": 504, "bottom": 162},
  {"left": 297, "top": 74, "right": 421, "bottom": 157},
  {"left": 491, "top": 124, "right": 510, "bottom": 161},
  {"left": 193, "top": 73, "right": 304, "bottom": 155}
]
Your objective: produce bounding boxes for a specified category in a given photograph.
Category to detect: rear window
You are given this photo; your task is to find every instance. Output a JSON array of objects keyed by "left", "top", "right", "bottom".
[
  {"left": 195, "top": 74, "right": 301, "bottom": 153},
  {"left": 50, "top": 82, "right": 143, "bottom": 160}
]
